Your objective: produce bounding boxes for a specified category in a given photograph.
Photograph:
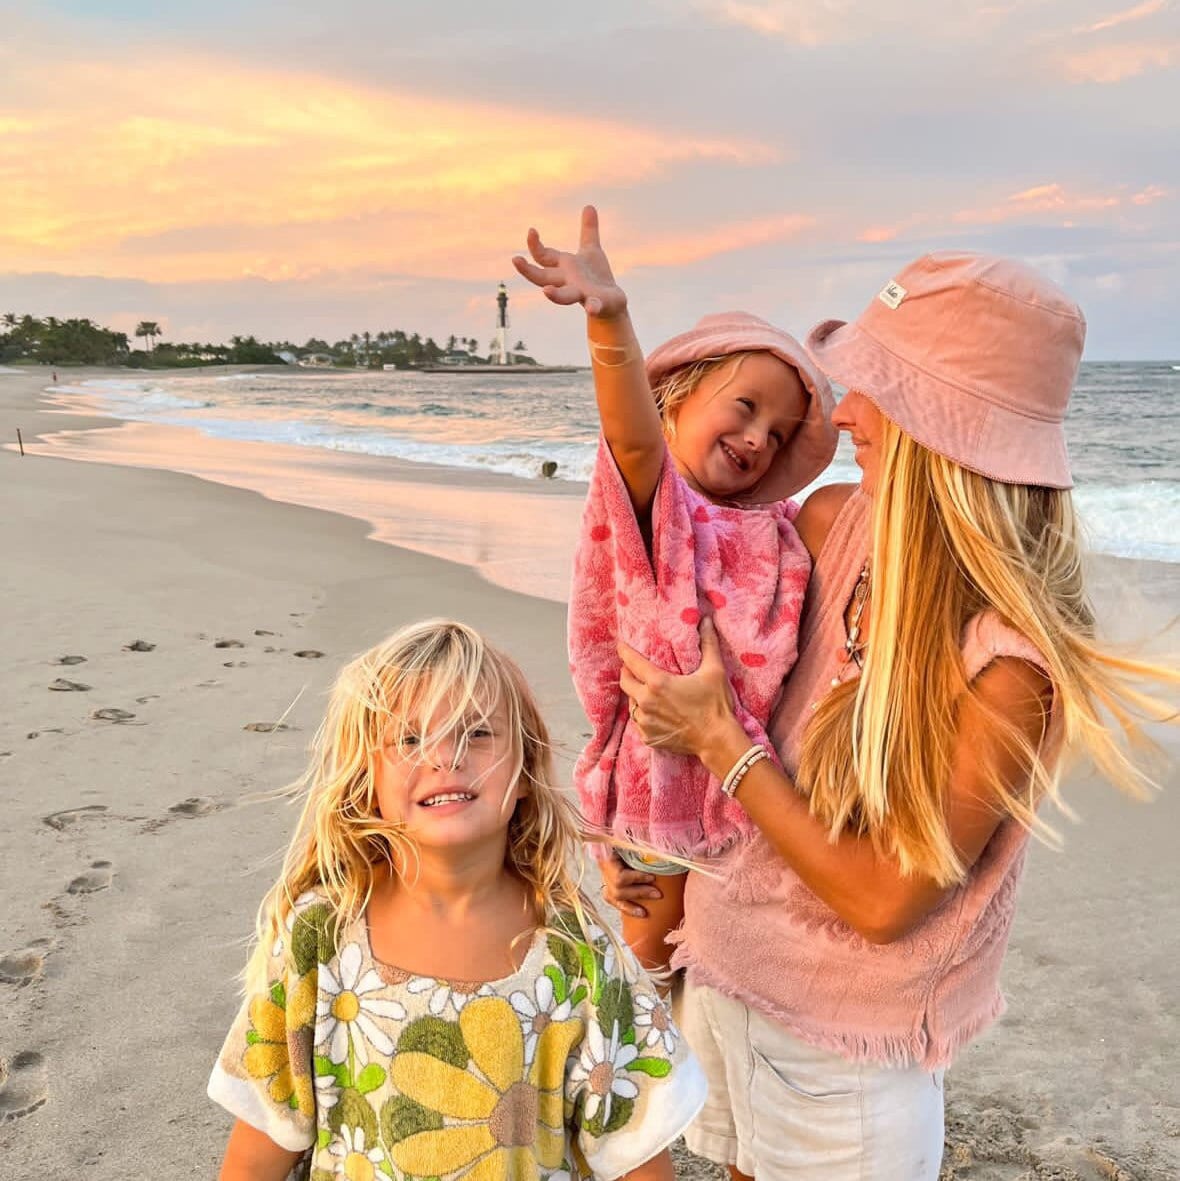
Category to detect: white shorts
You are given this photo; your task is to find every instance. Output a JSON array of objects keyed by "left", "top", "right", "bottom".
[{"left": 678, "top": 981, "right": 945, "bottom": 1180}]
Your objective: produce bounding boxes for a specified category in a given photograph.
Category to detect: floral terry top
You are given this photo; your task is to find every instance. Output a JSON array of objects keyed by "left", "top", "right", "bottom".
[{"left": 209, "top": 891, "right": 706, "bottom": 1181}]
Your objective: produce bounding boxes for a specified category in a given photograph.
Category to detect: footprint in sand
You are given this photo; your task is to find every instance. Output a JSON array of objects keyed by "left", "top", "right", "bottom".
[
  {"left": 48, "top": 678, "right": 90, "bottom": 692},
  {"left": 0, "top": 751, "right": 11, "bottom": 760},
  {"left": 54, "top": 655, "right": 87, "bottom": 666},
  {"left": 168, "top": 796, "right": 220, "bottom": 818},
  {"left": 294, "top": 650, "right": 324, "bottom": 659},
  {"left": 123, "top": 639, "right": 155, "bottom": 652},
  {"left": 90, "top": 708, "right": 136, "bottom": 724},
  {"left": 26, "top": 728, "right": 67, "bottom": 740},
  {"left": 0, "top": 940, "right": 51, "bottom": 988},
  {"left": 43, "top": 805, "right": 108, "bottom": 832},
  {"left": 243, "top": 722, "right": 291, "bottom": 733},
  {"left": 0, "top": 1051, "right": 48, "bottom": 1122},
  {"left": 222, "top": 660, "right": 248, "bottom": 668},
  {"left": 254, "top": 629, "right": 275, "bottom": 636},
  {"left": 66, "top": 860, "right": 113, "bottom": 894},
  {"left": 134, "top": 694, "right": 159, "bottom": 705},
  {"left": 214, "top": 639, "right": 245, "bottom": 649}
]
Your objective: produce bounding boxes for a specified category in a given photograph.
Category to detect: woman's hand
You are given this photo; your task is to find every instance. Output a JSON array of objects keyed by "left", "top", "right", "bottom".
[
  {"left": 512, "top": 206, "right": 628, "bottom": 319},
  {"left": 600, "top": 851, "right": 664, "bottom": 919},
  {"left": 618, "top": 617, "right": 748, "bottom": 772}
]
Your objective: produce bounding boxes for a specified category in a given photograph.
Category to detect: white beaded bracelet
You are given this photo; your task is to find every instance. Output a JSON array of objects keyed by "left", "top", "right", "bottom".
[{"left": 721, "top": 744, "right": 769, "bottom": 798}]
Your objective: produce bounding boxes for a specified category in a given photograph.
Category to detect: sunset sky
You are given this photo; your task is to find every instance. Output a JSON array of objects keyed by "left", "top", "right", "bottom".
[{"left": 2, "top": 1, "right": 1178, "bottom": 359}]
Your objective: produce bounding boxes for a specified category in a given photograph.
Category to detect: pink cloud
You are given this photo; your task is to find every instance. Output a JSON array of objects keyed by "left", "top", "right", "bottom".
[
  {"left": 1061, "top": 39, "right": 1180, "bottom": 82},
  {"left": 1075, "top": 0, "right": 1167, "bottom": 36}
]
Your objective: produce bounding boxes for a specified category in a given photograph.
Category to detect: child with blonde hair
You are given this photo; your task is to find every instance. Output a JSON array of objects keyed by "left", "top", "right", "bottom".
[
  {"left": 514, "top": 208, "right": 836, "bottom": 973},
  {"left": 208, "top": 619, "right": 705, "bottom": 1181}
]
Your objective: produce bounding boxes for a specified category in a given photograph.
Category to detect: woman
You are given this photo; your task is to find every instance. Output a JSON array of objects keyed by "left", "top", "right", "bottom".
[{"left": 607, "top": 251, "right": 1177, "bottom": 1180}]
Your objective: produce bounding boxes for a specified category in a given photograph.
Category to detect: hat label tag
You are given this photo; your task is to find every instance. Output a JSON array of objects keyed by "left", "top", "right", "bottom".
[{"left": 878, "top": 281, "right": 907, "bottom": 310}]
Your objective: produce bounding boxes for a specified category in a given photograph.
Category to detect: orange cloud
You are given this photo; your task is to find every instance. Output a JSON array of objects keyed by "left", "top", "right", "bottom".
[
  {"left": 614, "top": 213, "right": 816, "bottom": 270},
  {"left": 1060, "top": 39, "right": 1180, "bottom": 81},
  {"left": 953, "top": 181, "right": 1169, "bottom": 226},
  {"left": 0, "top": 44, "right": 780, "bottom": 283},
  {"left": 1075, "top": 1, "right": 1167, "bottom": 35}
]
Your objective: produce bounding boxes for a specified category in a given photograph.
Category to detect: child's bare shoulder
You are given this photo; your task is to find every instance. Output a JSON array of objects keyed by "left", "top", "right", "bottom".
[{"left": 794, "top": 483, "right": 859, "bottom": 558}]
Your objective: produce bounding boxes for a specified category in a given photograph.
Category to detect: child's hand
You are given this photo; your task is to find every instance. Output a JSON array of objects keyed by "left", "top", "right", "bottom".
[{"left": 512, "top": 205, "right": 627, "bottom": 319}]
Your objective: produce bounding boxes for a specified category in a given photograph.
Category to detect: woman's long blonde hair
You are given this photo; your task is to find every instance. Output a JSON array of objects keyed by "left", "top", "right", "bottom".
[
  {"left": 800, "top": 418, "right": 1177, "bottom": 886},
  {"left": 247, "top": 619, "right": 613, "bottom": 988}
]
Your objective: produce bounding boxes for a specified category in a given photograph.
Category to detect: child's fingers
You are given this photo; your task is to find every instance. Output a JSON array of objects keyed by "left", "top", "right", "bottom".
[
  {"left": 542, "top": 285, "right": 583, "bottom": 307},
  {"left": 527, "top": 226, "right": 562, "bottom": 268},
  {"left": 579, "top": 205, "right": 601, "bottom": 250},
  {"left": 512, "top": 255, "right": 562, "bottom": 290}
]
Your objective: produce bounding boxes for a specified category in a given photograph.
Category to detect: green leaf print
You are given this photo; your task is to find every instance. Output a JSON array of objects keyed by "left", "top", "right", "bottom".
[
  {"left": 397, "top": 1016, "right": 469, "bottom": 1069},
  {"left": 628, "top": 1056, "right": 672, "bottom": 1078},
  {"left": 568, "top": 984, "right": 588, "bottom": 1007},
  {"left": 547, "top": 931, "right": 581, "bottom": 983},
  {"left": 290, "top": 903, "right": 336, "bottom": 975},
  {"left": 316, "top": 1128, "right": 332, "bottom": 1150},
  {"left": 245, "top": 1030, "right": 261, "bottom": 1046},
  {"left": 380, "top": 1094, "right": 444, "bottom": 1146},
  {"left": 310, "top": 1169, "right": 335, "bottom": 1181},
  {"left": 577, "top": 943, "right": 600, "bottom": 997},
  {"left": 582, "top": 1093, "right": 635, "bottom": 1138},
  {"left": 329, "top": 1088, "right": 379, "bottom": 1144},
  {"left": 314, "top": 1055, "right": 350, "bottom": 1089},
  {"left": 595, "top": 977, "right": 635, "bottom": 1043},
  {"left": 543, "top": 964, "right": 568, "bottom": 1004},
  {"left": 355, "top": 1062, "right": 387, "bottom": 1095},
  {"left": 269, "top": 980, "right": 287, "bottom": 1008}
]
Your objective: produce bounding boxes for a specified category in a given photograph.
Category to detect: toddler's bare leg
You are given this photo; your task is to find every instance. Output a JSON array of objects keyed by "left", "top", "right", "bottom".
[{"left": 621, "top": 871, "right": 686, "bottom": 979}]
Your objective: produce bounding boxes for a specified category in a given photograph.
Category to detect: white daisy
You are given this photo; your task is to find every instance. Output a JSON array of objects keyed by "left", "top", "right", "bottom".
[
  {"left": 317, "top": 942, "right": 405, "bottom": 1065},
  {"left": 570, "top": 1019, "right": 639, "bottom": 1126},
  {"left": 328, "top": 1124, "right": 383, "bottom": 1180},
  {"left": 633, "top": 993, "right": 678, "bottom": 1055},
  {"left": 314, "top": 1071, "right": 340, "bottom": 1113},
  {"left": 509, "top": 973, "right": 573, "bottom": 1063},
  {"left": 406, "top": 974, "right": 493, "bottom": 1016}
]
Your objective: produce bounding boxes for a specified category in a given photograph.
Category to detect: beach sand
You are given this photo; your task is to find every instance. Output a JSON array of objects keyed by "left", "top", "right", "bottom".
[{"left": 1, "top": 367, "right": 1176, "bottom": 1179}]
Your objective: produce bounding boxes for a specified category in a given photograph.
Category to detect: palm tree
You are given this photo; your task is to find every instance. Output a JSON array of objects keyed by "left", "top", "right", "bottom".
[{"left": 135, "top": 321, "right": 161, "bottom": 351}]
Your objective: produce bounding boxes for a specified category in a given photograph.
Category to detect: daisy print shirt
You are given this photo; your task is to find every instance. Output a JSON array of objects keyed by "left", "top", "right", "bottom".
[{"left": 208, "top": 891, "right": 706, "bottom": 1181}]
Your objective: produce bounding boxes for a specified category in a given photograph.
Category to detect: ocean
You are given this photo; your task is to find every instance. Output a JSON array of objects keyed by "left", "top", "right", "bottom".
[{"left": 50, "top": 361, "right": 1180, "bottom": 565}]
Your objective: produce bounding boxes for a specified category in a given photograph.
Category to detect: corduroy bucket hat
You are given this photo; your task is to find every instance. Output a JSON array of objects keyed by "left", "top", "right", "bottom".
[
  {"left": 805, "top": 251, "right": 1086, "bottom": 489},
  {"left": 646, "top": 311, "right": 838, "bottom": 502}
]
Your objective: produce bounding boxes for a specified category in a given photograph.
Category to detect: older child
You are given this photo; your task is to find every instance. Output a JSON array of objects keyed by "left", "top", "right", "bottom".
[{"left": 209, "top": 619, "right": 705, "bottom": 1180}]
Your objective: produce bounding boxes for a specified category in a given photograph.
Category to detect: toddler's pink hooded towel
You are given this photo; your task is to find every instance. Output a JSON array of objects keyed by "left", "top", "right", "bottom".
[{"left": 570, "top": 439, "right": 811, "bottom": 858}]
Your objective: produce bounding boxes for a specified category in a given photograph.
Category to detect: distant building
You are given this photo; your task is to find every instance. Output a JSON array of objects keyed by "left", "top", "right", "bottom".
[
  {"left": 276, "top": 350, "right": 299, "bottom": 366},
  {"left": 299, "top": 353, "right": 335, "bottom": 368}
]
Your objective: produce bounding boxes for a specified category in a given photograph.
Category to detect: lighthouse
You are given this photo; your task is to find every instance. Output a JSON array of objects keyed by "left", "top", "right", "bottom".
[{"left": 490, "top": 281, "right": 511, "bottom": 366}]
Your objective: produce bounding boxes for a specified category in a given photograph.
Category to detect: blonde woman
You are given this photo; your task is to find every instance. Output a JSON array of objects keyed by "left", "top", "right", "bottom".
[
  {"left": 607, "top": 253, "right": 1177, "bottom": 1180},
  {"left": 208, "top": 620, "right": 706, "bottom": 1180}
]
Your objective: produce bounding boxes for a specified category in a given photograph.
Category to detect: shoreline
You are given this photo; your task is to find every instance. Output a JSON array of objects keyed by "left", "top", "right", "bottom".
[
  {"left": 1, "top": 364, "right": 1177, "bottom": 1179},
  {"left": 11, "top": 369, "right": 1180, "bottom": 612}
]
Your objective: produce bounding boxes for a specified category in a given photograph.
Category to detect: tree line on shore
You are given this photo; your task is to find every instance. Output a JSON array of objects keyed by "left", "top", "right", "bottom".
[{"left": 0, "top": 314, "right": 535, "bottom": 369}]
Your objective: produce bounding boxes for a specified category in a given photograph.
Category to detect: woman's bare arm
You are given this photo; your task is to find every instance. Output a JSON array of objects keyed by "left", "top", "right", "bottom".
[{"left": 619, "top": 621, "right": 1052, "bottom": 943}]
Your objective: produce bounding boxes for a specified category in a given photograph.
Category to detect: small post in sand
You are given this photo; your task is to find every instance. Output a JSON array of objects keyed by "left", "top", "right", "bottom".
[{"left": 16, "top": 428, "right": 24, "bottom": 456}]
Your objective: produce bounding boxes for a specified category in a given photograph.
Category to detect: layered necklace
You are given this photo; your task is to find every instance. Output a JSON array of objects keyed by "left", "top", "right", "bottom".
[{"left": 834, "top": 560, "right": 870, "bottom": 685}]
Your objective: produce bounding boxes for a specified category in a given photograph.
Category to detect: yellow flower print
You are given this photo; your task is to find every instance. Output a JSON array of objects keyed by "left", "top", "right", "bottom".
[
  {"left": 242, "top": 969, "right": 317, "bottom": 1112},
  {"left": 390, "top": 996, "right": 584, "bottom": 1181}
]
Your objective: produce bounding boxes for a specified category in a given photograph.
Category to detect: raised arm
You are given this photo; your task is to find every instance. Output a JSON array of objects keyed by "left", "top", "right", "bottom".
[
  {"left": 618, "top": 619, "right": 1052, "bottom": 943},
  {"left": 513, "top": 206, "right": 665, "bottom": 515}
]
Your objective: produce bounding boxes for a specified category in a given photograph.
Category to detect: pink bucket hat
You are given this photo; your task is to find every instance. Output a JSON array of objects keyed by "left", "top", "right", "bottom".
[
  {"left": 805, "top": 252, "right": 1085, "bottom": 489},
  {"left": 646, "top": 311, "right": 838, "bottom": 502}
]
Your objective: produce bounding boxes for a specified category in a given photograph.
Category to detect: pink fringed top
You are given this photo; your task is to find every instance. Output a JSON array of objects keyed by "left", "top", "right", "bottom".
[{"left": 670, "top": 488, "right": 1061, "bottom": 1068}]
